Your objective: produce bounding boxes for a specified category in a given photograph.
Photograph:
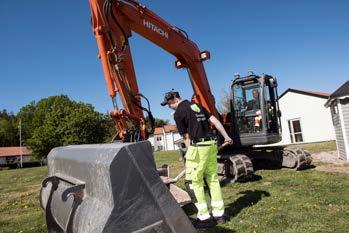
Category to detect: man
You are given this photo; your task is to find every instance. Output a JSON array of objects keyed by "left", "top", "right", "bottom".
[
  {"left": 160, "top": 91, "right": 233, "bottom": 228},
  {"left": 247, "top": 88, "right": 260, "bottom": 110}
]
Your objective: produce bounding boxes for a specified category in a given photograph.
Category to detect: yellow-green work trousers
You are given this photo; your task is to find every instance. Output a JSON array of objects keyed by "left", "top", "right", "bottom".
[{"left": 185, "top": 140, "right": 225, "bottom": 220}]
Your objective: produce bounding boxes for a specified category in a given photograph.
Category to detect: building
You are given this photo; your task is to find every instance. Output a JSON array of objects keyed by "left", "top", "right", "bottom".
[
  {"left": 0, "top": 147, "right": 31, "bottom": 166},
  {"left": 325, "top": 81, "right": 349, "bottom": 160},
  {"left": 148, "top": 125, "right": 181, "bottom": 151},
  {"left": 277, "top": 88, "right": 335, "bottom": 145}
]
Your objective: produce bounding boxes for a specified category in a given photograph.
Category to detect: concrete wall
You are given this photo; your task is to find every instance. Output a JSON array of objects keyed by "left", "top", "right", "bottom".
[{"left": 277, "top": 92, "right": 335, "bottom": 145}]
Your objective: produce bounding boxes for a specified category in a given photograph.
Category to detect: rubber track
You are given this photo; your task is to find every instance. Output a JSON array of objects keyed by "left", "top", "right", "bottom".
[
  {"left": 227, "top": 154, "right": 254, "bottom": 183},
  {"left": 283, "top": 147, "right": 312, "bottom": 170}
]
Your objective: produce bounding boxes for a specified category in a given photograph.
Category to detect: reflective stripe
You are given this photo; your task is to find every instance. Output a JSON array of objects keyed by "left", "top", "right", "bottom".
[
  {"left": 195, "top": 203, "right": 208, "bottom": 210},
  {"left": 211, "top": 200, "right": 224, "bottom": 207},
  {"left": 197, "top": 213, "right": 211, "bottom": 221},
  {"left": 212, "top": 210, "right": 225, "bottom": 217}
]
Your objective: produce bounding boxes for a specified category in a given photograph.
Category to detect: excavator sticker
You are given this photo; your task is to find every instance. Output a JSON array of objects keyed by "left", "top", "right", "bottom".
[{"left": 143, "top": 19, "right": 169, "bottom": 39}]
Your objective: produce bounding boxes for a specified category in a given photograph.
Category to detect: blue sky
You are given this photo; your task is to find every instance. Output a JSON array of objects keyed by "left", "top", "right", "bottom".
[{"left": 1, "top": 0, "right": 348, "bottom": 122}]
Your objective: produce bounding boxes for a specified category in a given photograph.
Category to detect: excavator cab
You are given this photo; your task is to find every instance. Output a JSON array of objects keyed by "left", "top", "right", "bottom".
[{"left": 230, "top": 73, "right": 282, "bottom": 146}]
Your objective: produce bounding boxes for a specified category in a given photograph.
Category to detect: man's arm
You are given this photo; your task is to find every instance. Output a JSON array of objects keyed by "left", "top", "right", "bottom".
[
  {"left": 182, "top": 133, "right": 191, "bottom": 148},
  {"left": 209, "top": 115, "right": 233, "bottom": 144}
]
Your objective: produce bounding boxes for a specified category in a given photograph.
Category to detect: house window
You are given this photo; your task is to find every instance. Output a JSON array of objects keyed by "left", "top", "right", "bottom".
[
  {"left": 288, "top": 119, "right": 303, "bottom": 143},
  {"left": 156, "top": 137, "right": 162, "bottom": 141},
  {"left": 157, "top": 145, "right": 163, "bottom": 151}
]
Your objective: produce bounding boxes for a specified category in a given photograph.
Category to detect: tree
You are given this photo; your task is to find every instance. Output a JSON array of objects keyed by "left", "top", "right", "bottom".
[
  {"left": 145, "top": 116, "right": 169, "bottom": 127},
  {"left": 0, "top": 110, "right": 18, "bottom": 146},
  {"left": 154, "top": 118, "right": 170, "bottom": 127},
  {"left": 18, "top": 95, "right": 113, "bottom": 159},
  {"left": 217, "top": 89, "right": 232, "bottom": 114}
]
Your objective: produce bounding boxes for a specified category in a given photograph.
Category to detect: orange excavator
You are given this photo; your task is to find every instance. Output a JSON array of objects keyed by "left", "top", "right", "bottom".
[
  {"left": 89, "top": 0, "right": 311, "bottom": 176},
  {"left": 40, "top": 1, "right": 312, "bottom": 232}
]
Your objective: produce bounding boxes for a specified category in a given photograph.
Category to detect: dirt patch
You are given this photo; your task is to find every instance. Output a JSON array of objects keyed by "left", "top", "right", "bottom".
[{"left": 311, "top": 151, "right": 349, "bottom": 174}]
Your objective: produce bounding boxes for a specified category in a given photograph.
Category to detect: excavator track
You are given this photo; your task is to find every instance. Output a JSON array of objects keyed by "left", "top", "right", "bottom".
[
  {"left": 282, "top": 147, "right": 312, "bottom": 170},
  {"left": 218, "top": 154, "right": 254, "bottom": 183}
]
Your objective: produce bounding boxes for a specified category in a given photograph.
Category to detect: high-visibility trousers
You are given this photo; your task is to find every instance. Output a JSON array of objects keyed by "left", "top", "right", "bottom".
[{"left": 185, "top": 140, "right": 225, "bottom": 220}]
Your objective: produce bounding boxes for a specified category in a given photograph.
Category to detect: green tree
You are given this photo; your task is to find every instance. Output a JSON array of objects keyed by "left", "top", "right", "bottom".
[
  {"left": 18, "top": 95, "right": 112, "bottom": 159},
  {"left": 154, "top": 118, "right": 170, "bottom": 127},
  {"left": 0, "top": 110, "right": 18, "bottom": 146},
  {"left": 145, "top": 116, "right": 169, "bottom": 127}
]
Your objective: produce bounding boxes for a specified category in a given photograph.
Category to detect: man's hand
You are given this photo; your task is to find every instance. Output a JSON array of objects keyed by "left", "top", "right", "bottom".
[
  {"left": 220, "top": 137, "right": 233, "bottom": 149},
  {"left": 209, "top": 116, "right": 234, "bottom": 149}
]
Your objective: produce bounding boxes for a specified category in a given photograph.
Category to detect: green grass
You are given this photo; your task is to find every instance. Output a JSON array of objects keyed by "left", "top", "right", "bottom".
[
  {"left": 291, "top": 140, "right": 337, "bottom": 154},
  {"left": 0, "top": 149, "right": 348, "bottom": 233},
  {"left": 0, "top": 167, "right": 47, "bottom": 233},
  {"left": 155, "top": 150, "right": 349, "bottom": 233}
]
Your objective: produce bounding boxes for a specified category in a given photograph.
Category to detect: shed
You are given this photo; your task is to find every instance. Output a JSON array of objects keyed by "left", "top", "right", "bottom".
[{"left": 325, "top": 81, "right": 349, "bottom": 160}]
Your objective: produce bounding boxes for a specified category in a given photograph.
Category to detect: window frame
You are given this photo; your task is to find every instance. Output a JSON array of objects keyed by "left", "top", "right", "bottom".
[{"left": 288, "top": 118, "right": 304, "bottom": 143}]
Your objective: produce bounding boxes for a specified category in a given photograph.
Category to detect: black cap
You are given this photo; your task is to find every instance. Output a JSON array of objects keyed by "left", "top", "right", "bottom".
[{"left": 160, "top": 91, "right": 180, "bottom": 106}]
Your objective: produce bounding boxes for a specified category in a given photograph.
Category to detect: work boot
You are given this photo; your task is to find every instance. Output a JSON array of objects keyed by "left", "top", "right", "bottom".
[
  {"left": 214, "top": 214, "right": 228, "bottom": 224},
  {"left": 193, "top": 218, "right": 216, "bottom": 229}
]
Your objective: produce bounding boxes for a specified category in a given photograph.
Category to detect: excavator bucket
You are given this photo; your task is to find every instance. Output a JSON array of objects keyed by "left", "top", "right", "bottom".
[{"left": 40, "top": 141, "right": 196, "bottom": 233}]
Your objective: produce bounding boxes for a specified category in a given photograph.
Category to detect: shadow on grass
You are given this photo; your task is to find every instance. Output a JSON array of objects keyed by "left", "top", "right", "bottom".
[
  {"left": 225, "top": 190, "right": 270, "bottom": 219},
  {"left": 185, "top": 190, "right": 269, "bottom": 232},
  {"left": 253, "top": 159, "right": 315, "bottom": 171}
]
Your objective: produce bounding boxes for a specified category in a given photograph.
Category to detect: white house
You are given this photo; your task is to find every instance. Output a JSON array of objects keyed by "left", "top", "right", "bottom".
[
  {"left": 277, "top": 88, "right": 335, "bottom": 145},
  {"left": 0, "top": 147, "right": 32, "bottom": 167},
  {"left": 325, "top": 81, "right": 349, "bottom": 160},
  {"left": 148, "top": 125, "right": 181, "bottom": 151}
]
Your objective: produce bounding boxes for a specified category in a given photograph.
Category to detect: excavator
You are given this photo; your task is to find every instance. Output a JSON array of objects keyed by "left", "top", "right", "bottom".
[{"left": 40, "top": 0, "right": 312, "bottom": 232}]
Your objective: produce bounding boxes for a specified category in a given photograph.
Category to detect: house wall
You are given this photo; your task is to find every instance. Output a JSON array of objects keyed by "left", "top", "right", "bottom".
[
  {"left": 22, "top": 155, "right": 31, "bottom": 162},
  {"left": 338, "top": 98, "right": 349, "bottom": 160},
  {"left": 152, "top": 134, "right": 165, "bottom": 151},
  {"left": 0, "top": 155, "right": 31, "bottom": 166},
  {"left": 331, "top": 101, "right": 346, "bottom": 159},
  {"left": 148, "top": 132, "right": 181, "bottom": 151},
  {"left": 0, "top": 157, "right": 6, "bottom": 165},
  {"left": 277, "top": 92, "right": 335, "bottom": 145},
  {"left": 165, "top": 132, "right": 181, "bottom": 150},
  {"left": 340, "top": 98, "right": 349, "bottom": 145}
]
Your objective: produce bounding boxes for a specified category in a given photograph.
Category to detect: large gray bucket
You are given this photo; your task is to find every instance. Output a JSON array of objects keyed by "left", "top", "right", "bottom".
[{"left": 40, "top": 141, "right": 196, "bottom": 233}]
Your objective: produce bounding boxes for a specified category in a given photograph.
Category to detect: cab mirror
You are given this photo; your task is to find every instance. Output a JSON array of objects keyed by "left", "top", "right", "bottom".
[{"left": 269, "top": 78, "right": 278, "bottom": 88}]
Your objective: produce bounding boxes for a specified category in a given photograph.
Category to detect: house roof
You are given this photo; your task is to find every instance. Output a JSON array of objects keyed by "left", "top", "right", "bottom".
[
  {"left": 153, "top": 124, "right": 178, "bottom": 135},
  {"left": 329, "top": 81, "right": 349, "bottom": 99},
  {"left": 325, "top": 81, "right": 349, "bottom": 107},
  {"left": 279, "top": 88, "right": 330, "bottom": 99},
  {"left": 0, "top": 147, "right": 31, "bottom": 157}
]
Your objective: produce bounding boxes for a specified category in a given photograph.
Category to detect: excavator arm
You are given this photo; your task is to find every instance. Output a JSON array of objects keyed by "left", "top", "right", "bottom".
[{"left": 89, "top": 0, "right": 220, "bottom": 141}]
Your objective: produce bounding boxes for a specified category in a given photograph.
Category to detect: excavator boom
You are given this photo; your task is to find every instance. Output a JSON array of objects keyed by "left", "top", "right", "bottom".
[{"left": 89, "top": 0, "right": 220, "bottom": 141}]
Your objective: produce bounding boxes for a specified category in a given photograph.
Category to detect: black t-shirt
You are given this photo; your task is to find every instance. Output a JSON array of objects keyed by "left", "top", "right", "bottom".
[{"left": 174, "top": 100, "right": 213, "bottom": 140}]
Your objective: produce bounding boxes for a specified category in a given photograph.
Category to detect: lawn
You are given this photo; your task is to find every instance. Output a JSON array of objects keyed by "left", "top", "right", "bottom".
[
  {"left": 295, "top": 140, "right": 337, "bottom": 154},
  {"left": 0, "top": 146, "right": 348, "bottom": 233}
]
